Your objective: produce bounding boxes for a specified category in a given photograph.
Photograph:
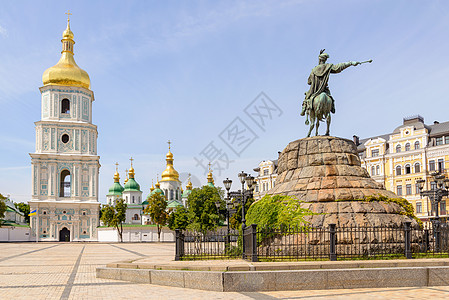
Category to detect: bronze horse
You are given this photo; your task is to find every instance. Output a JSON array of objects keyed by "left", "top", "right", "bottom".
[{"left": 305, "top": 92, "right": 332, "bottom": 137}]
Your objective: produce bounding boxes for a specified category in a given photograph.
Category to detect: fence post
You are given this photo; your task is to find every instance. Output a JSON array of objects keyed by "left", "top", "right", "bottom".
[
  {"left": 424, "top": 228, "right": 430, "bottom": 251},
  {"left": 175, "top": 229, "right": 181, "bottom": 261},
  {"left": 251, "top": 224, "right": 258, "bottom": 262},
  {"left": 434, "top": 221, "right": 441, "bottom": 253},
  {"left": 329, "top": 223, "right": 337, "bottom": 261},
  {"left": 404, "top": 221, "right": 412, "bottom": 259}
]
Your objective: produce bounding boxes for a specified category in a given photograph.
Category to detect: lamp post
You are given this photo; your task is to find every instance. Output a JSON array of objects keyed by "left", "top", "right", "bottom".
[
  {"left": 416, "top": 172, "right": 449, "bottom": 223},
  {"left": 222, "top": 178, "right": 233, "bottom": 247},
  {"left": 225, "top": 171, "right": 256, "bottom": 259}
]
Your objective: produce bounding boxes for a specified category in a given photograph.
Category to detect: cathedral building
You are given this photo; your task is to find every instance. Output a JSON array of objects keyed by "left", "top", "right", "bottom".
[
  {"left": 159, "top": 142, "right": 183, "bottom": 209},
  {"left": 29, "top": 16, "right": 100, "bottom": 241}
]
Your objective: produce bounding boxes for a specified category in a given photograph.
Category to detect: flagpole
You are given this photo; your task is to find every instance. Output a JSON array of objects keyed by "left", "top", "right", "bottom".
[{"left": 36, "top": 208, "right": 39, "bottom": 243}]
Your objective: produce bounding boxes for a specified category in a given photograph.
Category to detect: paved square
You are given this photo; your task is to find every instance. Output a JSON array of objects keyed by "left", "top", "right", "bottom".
[{"left": 1, "top": 243, "right": 449, "bottom": 299}]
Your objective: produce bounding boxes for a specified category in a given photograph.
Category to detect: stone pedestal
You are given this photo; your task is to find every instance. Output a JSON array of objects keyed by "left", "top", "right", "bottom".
[{"left": 268, "top": 136, "right": 417, "bottom": 227}]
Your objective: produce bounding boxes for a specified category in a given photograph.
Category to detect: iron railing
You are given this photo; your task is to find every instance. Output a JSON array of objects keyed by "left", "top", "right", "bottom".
[{"left": 175, "top": 222, "right": 449, "bottom": 261}]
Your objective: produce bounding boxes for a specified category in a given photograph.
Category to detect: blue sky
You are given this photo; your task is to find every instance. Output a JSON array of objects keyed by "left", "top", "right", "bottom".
[{"left": 1, "top": 0, "right": 449, "bottom": 203}]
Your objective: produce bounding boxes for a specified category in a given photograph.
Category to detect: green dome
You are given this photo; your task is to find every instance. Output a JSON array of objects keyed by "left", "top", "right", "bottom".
[
  {"left": 207, "top": 182, "right": 215, "bottom": 187},
  {"left": 182, "top": 189, "right": 192, "bottom": 198},
  {"left": 107, "top": 182, "right": 124, "bottom": 196},
  {"left": 124, "top": 178, "right": 141, "bottom": 192}
]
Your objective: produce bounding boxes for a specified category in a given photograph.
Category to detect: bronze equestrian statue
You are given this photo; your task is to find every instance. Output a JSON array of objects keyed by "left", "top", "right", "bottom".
[{"left": 301, "top": 49, "right": 372, "bottom": 137}]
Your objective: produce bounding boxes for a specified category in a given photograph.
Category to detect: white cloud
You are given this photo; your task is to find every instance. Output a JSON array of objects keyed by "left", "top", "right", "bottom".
[{"left": 0, "top": 25, "right": 7, "bottom": 37}]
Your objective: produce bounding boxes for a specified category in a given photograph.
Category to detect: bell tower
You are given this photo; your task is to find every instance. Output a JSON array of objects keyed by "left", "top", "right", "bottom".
[{"left": 29, "top": 13, "right": 100, "bottom": 241}]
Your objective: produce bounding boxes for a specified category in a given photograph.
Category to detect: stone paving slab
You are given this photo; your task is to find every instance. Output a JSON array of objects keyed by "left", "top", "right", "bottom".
[{"left": 1, "top": 242, "right": 449, "bottom": 299}]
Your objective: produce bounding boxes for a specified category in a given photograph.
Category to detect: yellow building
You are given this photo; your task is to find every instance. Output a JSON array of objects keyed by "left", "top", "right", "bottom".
[
  {"left": 356, "top": 115, "right": 449, "bottom": 222},
  {"left": 253, "top": 160, "right": 278, "bottom": 200}
]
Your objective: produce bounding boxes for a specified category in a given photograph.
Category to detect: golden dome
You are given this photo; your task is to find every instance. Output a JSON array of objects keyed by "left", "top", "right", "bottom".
[
  {"left": 129, "top": 166, "right": 135, "bottom": 179},
  {"left": 150, "top": 180, "right": 155, "bottom": 192},
  {"left": 155, "top": 179, "right": 161, "bottom": 189},
  {"left": 160, "top": 142, "right": 180, "bottom": 182},
  {"left": 113, "top": 171, "right": 120, "bottom": 183},
  {"left": 186, "top": 179, "right": 193, "bottom": 190},
  {"left": 42, "top": 17, "right": 90, "bottom": 89}
]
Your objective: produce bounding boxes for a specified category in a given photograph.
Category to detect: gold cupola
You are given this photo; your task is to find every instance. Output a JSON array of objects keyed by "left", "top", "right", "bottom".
[
  {"left": 207, "top": 163, "right": 215, "bottom": 187},
  {"left": 42, "top": 13, "right": 91, "bottom": 90},
  {"left": 150, "top": 180, "right": 155, "bottom": 192},
  {"left": 160, "top": 141, "right": 180, "bottom": 182},
  {"left": 186, "top": 174, "right": 193, "bottom": 190}
]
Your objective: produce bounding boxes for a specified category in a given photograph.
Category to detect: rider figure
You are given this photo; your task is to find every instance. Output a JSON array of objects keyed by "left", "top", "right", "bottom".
[{"left": 301, "top": 50, "right": 360, "bottom": 116}]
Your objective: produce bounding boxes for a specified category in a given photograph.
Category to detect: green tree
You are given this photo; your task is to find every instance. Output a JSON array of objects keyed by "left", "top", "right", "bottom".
[
  {"left": 229, "top": 197, "right": 255, "bottom": 230},
  {"left": 14, "top": 202, "right": 30, "bottom": 224},
  {"left": 246, "top": 194, "right": 312, "bottom": 229},
  {"left": 167, "top": 206, "right": 189, "bottom": 231},
  {"left": 187, "top": 185, "right": 224, "bottom": 233},
  {"left": 100, "top": 198, "right": 127, "bottom": 242},
  {"left": 144, "top": 192, "right": 168, "bottom": 242},
  {"left": 0, "top": 194, "right": 7, "bottom": 227}
]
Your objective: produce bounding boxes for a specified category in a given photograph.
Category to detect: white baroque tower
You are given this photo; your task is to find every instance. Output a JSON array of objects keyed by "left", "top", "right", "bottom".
[{"left": 29, "top": 15, "right": 100, "bottom": 242}]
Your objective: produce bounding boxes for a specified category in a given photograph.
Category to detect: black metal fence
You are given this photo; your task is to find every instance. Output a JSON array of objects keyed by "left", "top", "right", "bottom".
[
  {"left": 175, "top": 222, "right": 449, "bottom": 261},
  {"left": 175, "top": 228, "right": 240, "bottom": 260}
]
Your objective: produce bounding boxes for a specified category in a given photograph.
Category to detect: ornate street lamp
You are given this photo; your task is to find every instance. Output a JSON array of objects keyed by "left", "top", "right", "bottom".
[{"left": 416, "top": 172, "right": 449, "bottom": 223}]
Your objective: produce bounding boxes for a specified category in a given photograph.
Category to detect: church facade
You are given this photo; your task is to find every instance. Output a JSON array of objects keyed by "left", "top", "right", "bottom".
[{"left": 29, "top": 16, "right": 100, "bottom": 242}]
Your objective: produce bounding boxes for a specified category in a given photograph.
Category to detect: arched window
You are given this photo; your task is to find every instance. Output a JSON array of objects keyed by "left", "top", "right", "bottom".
[
  {"left": 405, "top": 143, "right": 410, "bottom": 151},
  {"left": 132, "top": 196, "right": 135, "bottom": 203},
  {"left": 376, "top": 165, "right": 380, "bottom": 175},
  {"left": 414, "top": 163, "right": 421, "bottom": 173},
  {"left": 60, "top": 170, "right": 71, "bottom": 197},
  {"left": 396, "top": 144, "right": 401, "bottom": 153},
  {"left": 405, "top": 164, "right": 411, "bottom": 174},
  {"left": 414, "top": 141, "right": 420, "bottom": 150},
  {"left": 61, "top": 99, "right": 70, "bottom": 114},
  {"left": 371, "top": 166, "right": 375, "bottom": 175},
  {"left": 396, "top": 165, "right": 402, "bottom": 176},
  {"left": 133, "top": 214, "right": 140, "bottom": 220}
]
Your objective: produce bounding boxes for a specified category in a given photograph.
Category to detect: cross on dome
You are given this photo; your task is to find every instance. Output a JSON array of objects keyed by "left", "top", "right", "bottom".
[{"left": 65, "top": 10, "right": 72, "bottom": 22}]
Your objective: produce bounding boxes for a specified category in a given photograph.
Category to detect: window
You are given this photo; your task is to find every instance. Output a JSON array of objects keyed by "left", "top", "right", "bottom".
[
  {"left": 82, "top": 212, "right": 86, "bottom": 216},
  {"left": 438, "top": 159, "right": 444, "bottom": 172},
  {"left": 132, "top": 196, "right": 135, "bottom": 203},
  {"left": 416, "top": 202, "right": 422, "bottom": 213},
  {"left": 43, "top": 211, "right": 46, "bottom": 215},
  {"left": 61, "top": 134, "right": 69, "bottom": 144},
  {"left": 429, "top": 160, "right": 435, "bottom": 171},
  {"left": 376, "top": 165, "right": 380, "bottom": 175},
  {"left": 406, "top": 184, "right": 412, "bottom": 195},
  {"left": 396, "top": 166, "right": 402, "bottom": 176},
  {"left": 405, "top": 143, "right": 410, "bottom": 151},
  {"left": 263, "top": 169, "right": 269, "bottom": 176},
  {"left": 396, "top": 185, "right": 402, "bottom": 196},
  {"left": 396, "top": 144, "right": 401, "bottom": 153},
  {"left": 170, "top": 190, "right": 174, "bottom": 200},
  {"left": 415, "top": 182, "right": 420, "bottom": 194},
  {"left": 436, "top": 137, "right": 443, "bottom": 146},
  {"left": 414, "top": 141, "right": 420, "bottom": 150},
  {"left": 133, "top": 214, "right": 140, "bottom": 220},
  {"left": 441, "top": 201, "right": 447, "bottom": 215},
  {"left": 61, "top": 99, "right": 70, "bottom": 114},
  {"left": 60, "top": 170, "right": 70, "bottom": 198},
  {"left": 414, "top": 163, "right": 420, "bottom": 173},
  {"left": 371, "top": 166, "right": 375, "bottom": 176},
  {"left": 405, "top": 164, "right": 411, "bottom": 174},
  {"left": 372, "top": 149, "right": 379, "bottom": 157},
  {"left": 445, "top": 136, "right": 449, "bottom": 144},
  {"left": 255, "top": 185, "right": 259, "bottom": 192},
  {"left": 431, "top": 181, "right": 437, "bottom": 190}
]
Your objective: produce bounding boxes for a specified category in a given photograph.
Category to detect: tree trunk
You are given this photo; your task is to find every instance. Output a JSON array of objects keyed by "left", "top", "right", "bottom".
[
  {"left": 117, "top": 223, "right": 123, "bottom": 242},
  {"left": 157, "top": 225, "right": 161, "bottom": 242}
]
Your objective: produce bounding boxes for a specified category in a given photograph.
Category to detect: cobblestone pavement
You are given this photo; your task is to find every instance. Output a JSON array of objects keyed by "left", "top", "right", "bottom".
[{"left": 1, "top": 243, "right": 449, "bottom": 299}]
